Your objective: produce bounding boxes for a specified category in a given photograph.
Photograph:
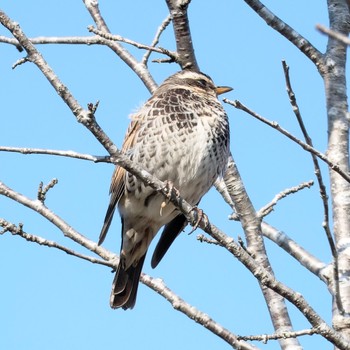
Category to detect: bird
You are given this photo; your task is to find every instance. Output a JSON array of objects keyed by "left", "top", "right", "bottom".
[{"left": 98, "top": 70, "right": 232, "bottom": 309}]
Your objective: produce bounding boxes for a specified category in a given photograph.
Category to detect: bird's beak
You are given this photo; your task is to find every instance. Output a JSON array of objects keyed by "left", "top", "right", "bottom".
[{"left": 215, "top": 86, "right": 233, "bottom": 95}]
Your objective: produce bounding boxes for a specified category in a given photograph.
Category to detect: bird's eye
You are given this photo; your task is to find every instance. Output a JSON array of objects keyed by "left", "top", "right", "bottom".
[{"left": 197, "top": 79, "right": 208, "bottom": 88}]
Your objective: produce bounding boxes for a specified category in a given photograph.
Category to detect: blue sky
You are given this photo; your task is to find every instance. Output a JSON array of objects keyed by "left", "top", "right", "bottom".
[{"left": 0, "top": 1, "right": 337, "bottom": 349}]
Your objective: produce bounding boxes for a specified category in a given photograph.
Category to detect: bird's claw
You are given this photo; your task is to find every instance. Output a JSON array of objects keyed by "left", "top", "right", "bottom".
[{"left": 188, "top": 207, "right": 208, "bottom": 234}]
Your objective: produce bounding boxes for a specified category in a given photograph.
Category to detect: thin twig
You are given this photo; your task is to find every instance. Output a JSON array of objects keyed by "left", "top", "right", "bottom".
[
  {"left": 282, "top": 60, "right": 344, "bottom": 315},
  {"left": 258, "top": 180, "right": 314, "bottom": 218},
  {"left": 82, "top": 0, "right": 157, "bottom": 92},
  {"left": 88, "top": 25, "right": 178, "bottom": 61},
  {"left": 0, "top": 218, "right": 112, "bottom": 267},
  {"left": 0, "top": 146, "right": 111, "bottom": 163},
  {"left": 37, "top": 178, "right": 58, "bottom": 203},
  {"left": 197, "top": 234, "right": 221, "bottom": 245},
  {"left": 0, "top": 35, "right": 107, "bottom": 47},
  {"left": 316, "top": 24, "right": 350, "bottom": 46},
  {"left": 224, "top": 98, "right": 350, "bottom": 184},
  {"left": 238, "top": 328, "right": 318, "bottom": 343},
  {"left": 142, "top": 14, "right": 172, "bottom": 65}
]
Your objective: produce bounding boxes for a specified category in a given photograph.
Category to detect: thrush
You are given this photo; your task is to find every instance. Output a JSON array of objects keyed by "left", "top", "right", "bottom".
[{"left": 99, "top": 70, "right": 232, "bottom": 309}]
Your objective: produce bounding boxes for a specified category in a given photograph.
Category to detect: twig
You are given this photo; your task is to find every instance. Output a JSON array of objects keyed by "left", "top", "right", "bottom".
[
  {"left": 37, "top": 178, "right": 58, "bottom": 203},
  {"left": 142, "top": 14, "right": 172, "bottom": 65},
  {"left": 88, "top": 25, "right": 178, "bottom": 61},
  {"left": 0, "top": 218, "right": 112, "bottom": 267},
  {"left": 238, "top": 328, "right": 318, "bottom": 343},
  {"left": 197, "top": 234, "right": 221, "bottom": 245},
  {"left": 316, "top": 24, "right": 350, "bottom": 46},
  {"left": 82, "top": 0, "right": 157, "bottom": 93},
  {"left": 0, "top": 146, "right": 111, "bottom": 163},
  {"left": 282, "top": 60, "right": 344, "bottom": 315},
  {"left": 0, "top": 35, "right": 108, "bottom": 47},
  {"left": 258, "top": 180, "right": 314, "bottom": 218},
  {"left": 224, "top": 98, "right": 350, "bottom": 184}
]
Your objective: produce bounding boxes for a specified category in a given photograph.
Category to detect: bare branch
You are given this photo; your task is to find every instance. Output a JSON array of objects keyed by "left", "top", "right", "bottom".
[
  {"left": 142, "top": 14, "right": 172, "bottom": 65},
  {"left": 197, "top": 234, "right": 221, "bottom": 245},
  {"left": 261, "top": 222, "right": 331, "bottom": 283},
  {"left": 0, "top": 146, "right": 110, "bottom": 163},
  {"left": 82, "top": 0, "right": 157, "bottom": 93},
  {"left": 214, "top": 176, "right": 235, "bottom": 209},
  {"left": 242, "top": 0, "right": 326, "bottom": 74},
  {"left": 238, "top": 328, "right": 318, "bottom": 343},
  {"left": 0, "top": 35, "right": 107, "bottom": 47},
  {"left": 316, "top": 24, "right": 350, "bottom": 45},
  {"left": 222, "top": 155, "right": 302, "bottom": 349},
  {"left": 258, "top": 180, "right": 314, "bottom": 218},
  {"left": 282, "top": 60, "right": 344, "bottom": 315},
  {"left": 225, "top": 98, "right": 350, "bottom": 183},
  {"left": 0, "top": 178, "right": 255, "bottom": 349},
  {"left": 0, "top": 218, "right": 111, "bottom": 267},
  {"left": 142, "top": 274, "right": 259, "bottom": 350},
  {"left": 165, "top": 0, "right": 199, "bottom": 70},
  {"left": 88, "top": 25, "right": 178, "bottom": 61},
  {"left": 37, "top": 179, "right": 59, "bottom": 203}
]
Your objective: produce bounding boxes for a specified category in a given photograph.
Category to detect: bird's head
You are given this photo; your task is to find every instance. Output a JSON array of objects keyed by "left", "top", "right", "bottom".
[{"left": 161, "top": 70, "right": 232, "bottom": 97}]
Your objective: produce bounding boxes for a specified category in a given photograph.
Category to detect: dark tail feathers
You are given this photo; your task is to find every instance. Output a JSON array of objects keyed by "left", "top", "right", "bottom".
[{"left": 110, "top": 255, "right": 146, "bottom": 310}]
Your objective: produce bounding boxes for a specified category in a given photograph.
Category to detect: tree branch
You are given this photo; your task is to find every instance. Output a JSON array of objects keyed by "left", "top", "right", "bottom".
[
  {"left": 282, "top": 59, "right": 344, "bottom": 315},
  {"left": 316, "top": 24, "right": 350, "bottom": 46},
  {"left": 223, "top": 155, "right": 302, "bottom": 350},
  {"left": 165, "top": 0, "right": 199, "bottom": 70},
  {"left": 257, "top": 180, "right": 314, "bottom": 218},
  {"left": 83, "top": 0, "right": 158, "bottom": 92},
  {"left": 0, "top": 146, "right": 110, "bottom": 163},
  {"left": 142, "top": 14, "right": 172, "bottom": 66},
  {"left": 88, "top": 25, "right": 178, "bottom": 61},
  {"left": 224, "top": 98, "right": 350, "bottom": 183},
  {"left": 242, "top": 0, "right": 326, "bottom": 74},
  {"left": 0, "top": 218, "right": 112, "bottom": 267},
  {"left": 261, "top": 222, "right": 331, "bottom": 284},
  {"left": 238, "top": 328, "right": 318, "bottom": 343}
]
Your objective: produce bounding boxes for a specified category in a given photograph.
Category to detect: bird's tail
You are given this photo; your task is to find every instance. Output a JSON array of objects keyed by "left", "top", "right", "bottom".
[{"left": 110, "top": 255, "right": 146, "bottom": 310}]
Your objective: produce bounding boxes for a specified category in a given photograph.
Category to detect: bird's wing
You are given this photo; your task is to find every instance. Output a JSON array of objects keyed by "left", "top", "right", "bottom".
[
  {"left": 151, "top": 214, "right": 188, "bottom": 268},
  {"left": 98, "top": 118, "right": 140, "bottom": 245}
]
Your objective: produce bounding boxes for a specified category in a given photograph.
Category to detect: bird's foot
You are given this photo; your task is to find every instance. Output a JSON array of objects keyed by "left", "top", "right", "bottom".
[{"left": 188, "top": 207, "right": 208, "bottom": 234}]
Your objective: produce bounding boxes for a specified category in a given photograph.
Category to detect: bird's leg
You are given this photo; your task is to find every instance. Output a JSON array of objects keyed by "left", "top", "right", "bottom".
[{"left": 160, "top": 180, "right": 180, "bottom": 216}]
